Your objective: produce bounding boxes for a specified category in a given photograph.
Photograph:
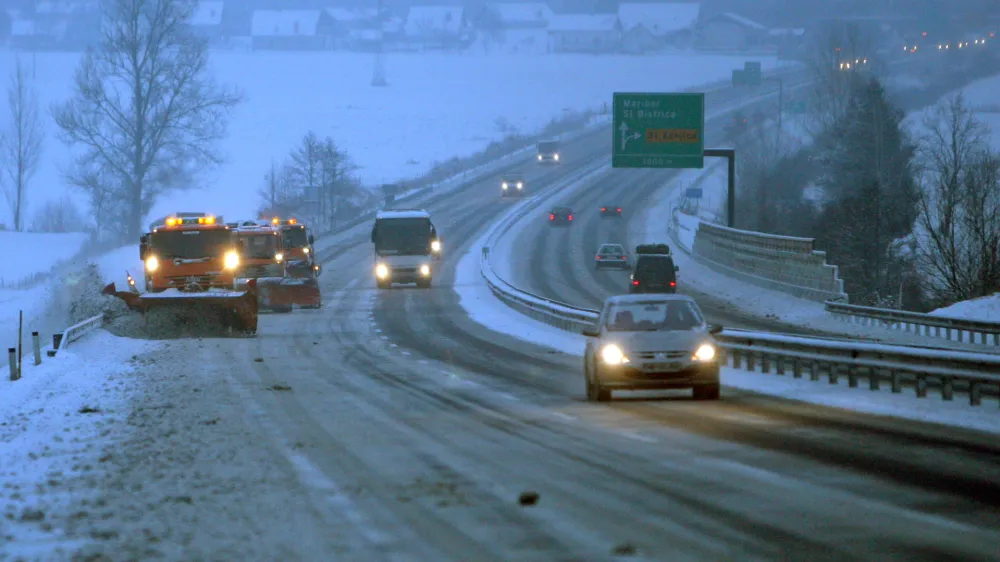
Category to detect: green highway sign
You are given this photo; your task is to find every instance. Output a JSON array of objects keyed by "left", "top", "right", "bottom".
[{"left": 612, "top": 92, "right": 705, "bottom": 169}]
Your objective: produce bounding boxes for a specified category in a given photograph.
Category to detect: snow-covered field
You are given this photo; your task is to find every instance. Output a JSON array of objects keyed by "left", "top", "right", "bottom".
[
  {"left": 454, "top": 180, "right": 1000, "bottom": 434},
  {"left": 0, "top": 231, "right": 89, "bottom": 288},
  {"left": 0, "top": 50, "right": 776, "bottom": 226}
]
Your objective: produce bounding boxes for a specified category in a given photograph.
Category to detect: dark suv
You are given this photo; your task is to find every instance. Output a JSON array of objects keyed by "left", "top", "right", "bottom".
[
  {"left": 549, "top": 207, "right": 574, "bottom": 226},
  {"left": 629, "top": 244, "right": 678, "bottom": 293}
]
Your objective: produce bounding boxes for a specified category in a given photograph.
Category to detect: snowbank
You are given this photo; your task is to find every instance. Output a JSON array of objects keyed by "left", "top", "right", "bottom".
[
  {"left": 0, "top": 330, "right": 162, "bottom": 557},
  {"left": 0, "top": 231, "right": 89, "bottom": 288},
  {"left": 0, "top": 51, "right": 776, "bottom": 224},
  {"left": 930, "top": 293, "right": 1000, "bottom": 322}
]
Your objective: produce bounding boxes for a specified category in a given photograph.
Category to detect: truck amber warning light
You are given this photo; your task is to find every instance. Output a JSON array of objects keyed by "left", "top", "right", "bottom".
[{"left": 645, "top": 129, "right": 700, "bottom": 143}]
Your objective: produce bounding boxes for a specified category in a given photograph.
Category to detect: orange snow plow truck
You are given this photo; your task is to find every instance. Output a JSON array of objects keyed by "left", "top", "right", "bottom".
[
  {"left": 260, "top": 217, "right": 322, "bottom": 309},
  {"left": 101, "top": 212, "right": 259, "bottom": 336},
  {"left": 229, "top": 220, "right": 295, "bottom": 313}
]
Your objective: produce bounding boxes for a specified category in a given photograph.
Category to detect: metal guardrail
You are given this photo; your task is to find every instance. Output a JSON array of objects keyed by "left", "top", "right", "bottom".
[
  {"left": 56, "top": 314, "right": 105, "bottom": 352},
  {"left": 824, "top": 300, "right": 1000, "bottom": 347}
]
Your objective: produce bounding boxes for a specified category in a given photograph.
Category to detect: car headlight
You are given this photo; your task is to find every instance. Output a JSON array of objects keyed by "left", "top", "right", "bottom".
[
  {"left": 537, "top": 154, "right": 542, "bottom": 160},
  {"left": 431, "top": 240, "right": 441, "bottom": 252},
  {"left": 601, "top": 344, "right": 629, "bottom": 365},
  {"left": 553, "top": 153, "right": 559, "bottom": 160},
  {"left": 145, "top": 255, "right": 159, "bottom": 272},
  {"left": 224, "top": 250, "right": 240, "bottom": 270},
  {"left": 517, "top": 182, "right": 523, "bottom": 189},
  {"left": 375, "top": 263, "right": 389, "bottom": 279},
  {"left": 693, "top": 344, "right": 716, "bottom": 362},
  {"left": 502, "top": 182, "right": 508, "bottom": 189},
  {"left": 275, "top": 252, "right": 284, "bottom": 262},
  {"left": 419, "top": 264, "right": 430, "bottom": 276}
]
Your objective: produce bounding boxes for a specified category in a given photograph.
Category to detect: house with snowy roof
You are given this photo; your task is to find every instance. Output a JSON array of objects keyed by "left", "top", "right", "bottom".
[
  {"left": 618, "top": 2, "right": 700, "bottom": 53},
  {"left": 251, "top": 9, "right": 327, "bottom": 50},
  {"left": 404, "top": 5, "right": 473, "bottom": 50},
  {"left": 190, "top": 1, "right": 224, "bottom": 44},
  {"left": 546, "top": 14, "right": 622, "bottom": 53},
  {"left": 479, "top": 2, "right": 553, "bottom": 53}
]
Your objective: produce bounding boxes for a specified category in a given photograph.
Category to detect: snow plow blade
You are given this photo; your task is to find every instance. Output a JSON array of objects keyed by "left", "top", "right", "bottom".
[
  {"left": 102, "top": 280, "right": 259, "bottom": 337},
  {"left": 257, "top": 277, "right": 322, "bottom": 311}
]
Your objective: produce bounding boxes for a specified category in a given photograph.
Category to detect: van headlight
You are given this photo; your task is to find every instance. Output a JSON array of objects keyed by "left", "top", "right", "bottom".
[
  {"left": 375, "top": 263, "right": 389, "bottom": 279},
  {"left": 145, "top": 255, "right": 159, "bottom": 272},
  {"left": 693, "top": 344, "right": 716, "bottom": 362},
  {"left": 601, "top": 344, "right": 629, "bottom": 365},
  {"left": 419, "top": 264, "right": 431, "bottom": 276},
  {"left": 224, "top": 250, "right": 240, "bottom": 270},
  {"left": 431, "top": 240, "right": 441, "bottom": 252}
]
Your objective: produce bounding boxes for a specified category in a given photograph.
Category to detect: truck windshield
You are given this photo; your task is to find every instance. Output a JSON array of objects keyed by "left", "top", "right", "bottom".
[
  {"left": 239, "top": 234, "right": 279, "bottom": 259},
  {"left": 374, "top": 218, "right": 434, "bottom": 256},
  {"left": 282, "top": 227, "right": 309, "bottom": 248},
  {"left": 150, "top": 229, "right": 233, "bottom": 260}
]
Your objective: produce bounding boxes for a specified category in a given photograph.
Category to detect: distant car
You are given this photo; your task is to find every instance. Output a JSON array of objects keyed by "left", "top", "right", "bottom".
[
  {"left": 595, "top": 243, "right": 630, "bottom": 270},
  {"left": 600, "top": 205, "right": 622, "bottom": 218},
  {"left": 630, "top": 243, "right": 677, "bottom": 293},
  {"left": 582, "top": 294, "right": 723, "bottom": 402},
  {"left": 549, "top": 207, "right": 574, "bottom": 226},
  {"left": 500, "top": 174, "right": 526, "bottom": 197},
  {"left": 537, "top": 140, "right": 560, "bottom": 164}
]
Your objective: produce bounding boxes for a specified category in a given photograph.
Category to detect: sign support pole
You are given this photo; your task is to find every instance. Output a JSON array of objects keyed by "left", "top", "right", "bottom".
[{"left": 703, "top": 148, "right": 736, "bottom": 228}]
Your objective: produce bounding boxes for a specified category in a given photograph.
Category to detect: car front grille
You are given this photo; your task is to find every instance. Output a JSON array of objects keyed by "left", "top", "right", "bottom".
[{"left": 634, "top": 351, "right": 687, "bottom": 360}]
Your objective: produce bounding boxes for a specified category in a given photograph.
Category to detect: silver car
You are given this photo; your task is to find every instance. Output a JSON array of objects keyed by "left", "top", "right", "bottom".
[{"left": 582, "top": 294, "right": 722, "bottom": 402}]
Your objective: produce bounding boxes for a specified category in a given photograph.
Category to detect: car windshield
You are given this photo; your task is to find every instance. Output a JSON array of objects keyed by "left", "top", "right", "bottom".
[
  {"left": 538, "top": 142, "right": 558, "bottom": 152},
  {"left": 604, "top": 300, "right": 704, "bottom": 332},
  {"left": 599, "top": 245, "right": 624, "bottom": 254},
  {"left": 282, "top": 226, "right": 308, "bottom": 248},
  {"left": 149, "top": 229, "right": 234, "bottom": 260},
  {"left": 239, "top": 233, "right": 279, "bottom": 259}
]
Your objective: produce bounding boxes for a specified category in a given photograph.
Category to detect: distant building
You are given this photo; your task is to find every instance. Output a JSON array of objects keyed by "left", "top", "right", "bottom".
[
  {"left": 694, "top": 12, "right": 770, "bottom": 52},
  {"left": 618, "top": 2, "right": 700, "bottom": 53},
  {"left": 190, "top": 1, "right": 225, "bottom": 45},
  {"left": 484, "top": 2, "right": 553, "bottom": 53},
  {"left": 546, "top": 14, "right": 621, "bottom": 53},
  {"left": 251, "top": 10, "right": 326, "bottom": 50},
  {"left": 404, "top": 5, "right": 473, "bottom": 50}
]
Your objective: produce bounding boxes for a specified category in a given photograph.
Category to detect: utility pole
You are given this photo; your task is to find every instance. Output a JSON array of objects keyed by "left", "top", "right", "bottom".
[{"left": 371, "top": 0, "right": 388, "bottom": 87}]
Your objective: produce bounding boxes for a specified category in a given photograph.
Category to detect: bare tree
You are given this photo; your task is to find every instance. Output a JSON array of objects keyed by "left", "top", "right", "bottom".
[
  {"left": 256, "top": 159, "right": 297, "bottom": 218},
  {"left": 803, "top": 22, "right": 874, "bottom": 138},
  {"left": 52, "top": 0, "right": 242, "bottom": 243},
  {"left": 915, "top": 94, "right": 1000, "bottom": 302},
  {"left": 30, "top": 196, "right": 87, "bottom": 233},
  {"left": 287, "top": 132, "right": 324, "bottom": 225},
  {"left": 1, "top": 57, "right": 43, "bottom": 232}
]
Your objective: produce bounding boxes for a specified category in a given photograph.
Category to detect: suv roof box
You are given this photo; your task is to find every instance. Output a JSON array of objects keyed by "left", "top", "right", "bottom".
[{"left": 635, "top": 243, "right": 671, "bottom": 255}]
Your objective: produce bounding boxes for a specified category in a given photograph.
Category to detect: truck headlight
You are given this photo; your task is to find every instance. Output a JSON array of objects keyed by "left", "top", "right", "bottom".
[
  {"left": 224, "top": 250, "right": 240, "bottom": 270},
  {"left": 693, "top": 344, "right": 716, "bottom": 362},
  {"left": 303, "top": 248, "right": 310, "bottom": 254},
  {"left": 601, "top": 344, "right": 629, "bottom": 365},
  {"left": 275, "top": 252, "right": 284, "bottom": 262},
  {"left": 419, "top": 264, "right": 430, "bottom": 276},
  {"left": 145, "top": 255, "right": 159, "bottom": 272},
  {"left": 375, "top": 263, "right": 389, "bottom": 279},
  {"left": 431, "top": 240, "right": 441, "bottom": 252}
]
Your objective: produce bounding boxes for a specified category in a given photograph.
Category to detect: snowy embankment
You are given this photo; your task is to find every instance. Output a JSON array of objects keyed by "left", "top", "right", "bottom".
[
  {"left": 0, "top": 331, "right": 162, "bottom": 557},
  {"left": 453, "top": 184, "right": 1000, "bottom": 435},
  {"left": 1, "top": 50, "right": 777, "bottom": 223},
  {"left": 905, "top": 73, "right": 1000, "bottom": 321}
]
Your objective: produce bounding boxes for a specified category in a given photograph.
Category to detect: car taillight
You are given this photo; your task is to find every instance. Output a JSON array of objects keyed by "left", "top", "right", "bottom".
[
  {"left": 549, "top": 214, "right": 555, "bottom": 220},
  {"left": 568, "top": 215, "right": 573, "bottom": 220},
  {"left": 601, "top": 207, "right": 606, "bottom": 211},
  {"left": 621, "top": 256, "right": 626, "bottom": 260},
  {"left": 670, "top": 281, "right": 676, "bottom": 287},
  {"left": 632, "top": 280, "right": 639, "bottom": 286},
  {"left": 617, "top": 208, "right": 622, "bottom": 212}
]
